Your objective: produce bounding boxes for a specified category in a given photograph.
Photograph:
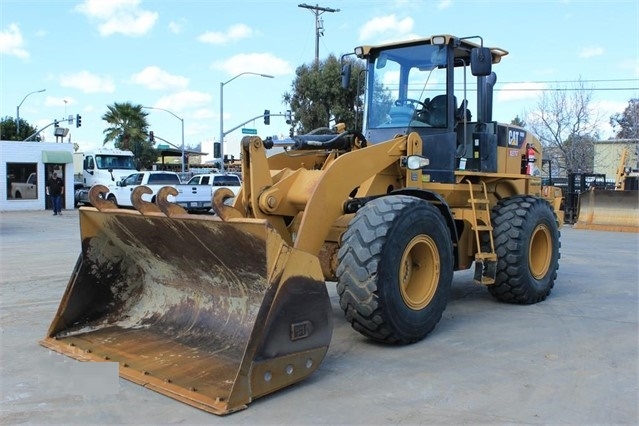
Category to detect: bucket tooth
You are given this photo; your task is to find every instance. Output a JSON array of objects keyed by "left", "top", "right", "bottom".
[
  {"left": 131, "top": 186, "right": 165, "bottom": 216},
  {"left": 156, "top": 186, "right": 188, "bottom": 217},
  {"left": 213, "top": 187, "right": 243, "bottom": 221},
  {"left": 89, "top": 184, "right": 124, "bottom": 212}
]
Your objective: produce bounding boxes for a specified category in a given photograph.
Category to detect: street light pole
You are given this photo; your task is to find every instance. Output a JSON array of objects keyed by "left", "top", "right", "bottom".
[
  {"left": 16, "top": 89, "right": 46, "bottom": 135},
  {"left": 219, "top": 72, "right": 274, "bottom": 172},
  {"left": 142, "top": 106, "right": 185, "bottom": 173}
]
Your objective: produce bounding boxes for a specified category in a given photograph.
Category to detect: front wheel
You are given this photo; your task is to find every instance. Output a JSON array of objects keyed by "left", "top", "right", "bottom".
[
  {"left": 336, "top": 195, "right": 454, "bottom": 344},
  {"left": 487, "top": 196, "right": 561, "bottom": 304}
]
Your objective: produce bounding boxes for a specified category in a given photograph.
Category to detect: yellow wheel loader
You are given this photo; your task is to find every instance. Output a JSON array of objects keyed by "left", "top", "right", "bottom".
[
  {"left": 41, "top": 35, "right": 563, "bottom": 415},
  {"left": 575, "top": 147, "right": 639, "bottom": 232}
]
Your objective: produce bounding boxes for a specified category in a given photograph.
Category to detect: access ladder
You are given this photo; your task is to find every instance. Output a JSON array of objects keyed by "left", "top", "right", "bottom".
[{"left": 466, "top": 180, "right": 497, "bottom": 284}]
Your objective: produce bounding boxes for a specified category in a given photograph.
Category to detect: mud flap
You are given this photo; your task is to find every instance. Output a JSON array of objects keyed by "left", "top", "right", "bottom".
[
  {"left": 40, "top": 206, "right": 332, "bottom": 415},
  {"left": 575, "top": 189, "right": 639, "bottom": 232}
]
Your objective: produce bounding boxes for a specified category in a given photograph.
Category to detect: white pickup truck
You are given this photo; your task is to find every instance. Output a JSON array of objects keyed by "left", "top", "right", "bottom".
[
  {"left": 106, "top": 171, "right": 181, "bottom": 207},
  {"left": 10, "top": 172, "right": 38, "bottom": 199},
  {"left": 174, "top": 173, "right": 242, "bottom": 213}
]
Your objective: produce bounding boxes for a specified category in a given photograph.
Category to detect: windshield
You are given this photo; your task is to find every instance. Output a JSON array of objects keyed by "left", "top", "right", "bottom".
[
  {"left": 365, "top": 44, "right": 450, "bottom": 130},
  {"left": 95, "top": 155, "right": 136, "bottom": 170}
]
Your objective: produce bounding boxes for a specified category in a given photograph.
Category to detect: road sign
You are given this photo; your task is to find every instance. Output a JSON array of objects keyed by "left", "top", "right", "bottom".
[{"left": 241, "top": 128, "right": 257, "bottom": 135}]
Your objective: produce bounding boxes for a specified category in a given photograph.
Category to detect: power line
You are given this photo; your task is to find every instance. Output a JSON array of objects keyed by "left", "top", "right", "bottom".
[
  {"left": 499, "top": 78, "right": 639, "bottom": 85},
  {"left": 496, "top": 87, "right": 639, "bottom": 92}
]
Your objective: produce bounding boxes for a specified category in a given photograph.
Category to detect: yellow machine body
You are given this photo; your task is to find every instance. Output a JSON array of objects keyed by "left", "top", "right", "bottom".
[{"left": 41, "top": 34, "right": 564, "bottom": 415}]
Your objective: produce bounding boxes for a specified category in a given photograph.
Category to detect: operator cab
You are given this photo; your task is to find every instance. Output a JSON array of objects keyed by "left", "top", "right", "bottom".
[{"left": 351, "top": 35, "right": 508, "bottom": 183}]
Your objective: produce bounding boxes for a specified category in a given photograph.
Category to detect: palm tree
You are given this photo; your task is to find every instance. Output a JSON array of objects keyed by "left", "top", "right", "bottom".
[{"left": 102, "top": 102, "right": 157, "bottom": 169}]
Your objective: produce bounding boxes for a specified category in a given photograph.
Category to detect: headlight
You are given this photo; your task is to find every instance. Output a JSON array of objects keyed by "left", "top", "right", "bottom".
[{"left": 406, "top": 155, "right": 430, "bottom": 170}]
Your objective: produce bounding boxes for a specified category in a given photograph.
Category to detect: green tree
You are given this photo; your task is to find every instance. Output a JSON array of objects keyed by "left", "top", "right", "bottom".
[
  {"left": 102, "top": 102, "right": 157, "bottom": 169},
  {"left": 0, "top": 116, "right": 41, "bottom": 141},
  {"left": 283, "top": 54, "right": 366, "bottom": 134},
  {"left": 610, "top": 98, "right": 639, "bottom": 140},
  {"left": 511, "top": 115, "right": 526, "bottom": 128}
]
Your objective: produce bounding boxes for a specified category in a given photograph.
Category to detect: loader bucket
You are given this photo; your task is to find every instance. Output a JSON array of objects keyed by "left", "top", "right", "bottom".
[
  {"left": 574, "top": 189, "right": 639, "bottom": 232},
  {"left": 40, "top": 204, "right": 332, "bottom": 415}
]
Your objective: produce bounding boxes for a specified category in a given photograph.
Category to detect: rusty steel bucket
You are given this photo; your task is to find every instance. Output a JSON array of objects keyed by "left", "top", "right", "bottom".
[
  {"left": 574, "top": 189, "right": 639, "bottom": 232},
  {"left": 40, "top": 187, "right": 332, "bottom": 415}
]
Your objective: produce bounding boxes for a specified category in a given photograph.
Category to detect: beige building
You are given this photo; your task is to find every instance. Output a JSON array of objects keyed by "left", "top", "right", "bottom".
[{"left": 594, "top": 139, "right": 638, "bottom": 180}]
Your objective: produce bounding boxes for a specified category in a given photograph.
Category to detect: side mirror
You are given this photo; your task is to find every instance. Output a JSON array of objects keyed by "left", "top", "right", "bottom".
[
  {"left": 341, "top": 64, "right": 351, "bottom": 89},
  {"left": 116, "top": 180, "right": 124, "bottom": 187},
  {"left": 471, "top": 47, "right": 492, "bottom": 76}
]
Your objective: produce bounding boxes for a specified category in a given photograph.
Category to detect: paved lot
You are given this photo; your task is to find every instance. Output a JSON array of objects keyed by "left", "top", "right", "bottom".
[{"left": 1, "top": 208, "right": 637, "bottom": 424}]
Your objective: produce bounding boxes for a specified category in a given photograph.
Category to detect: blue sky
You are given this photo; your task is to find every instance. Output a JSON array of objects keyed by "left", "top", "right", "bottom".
[{"left": 1, "top": 0, "right": 638, "bottom": 162}]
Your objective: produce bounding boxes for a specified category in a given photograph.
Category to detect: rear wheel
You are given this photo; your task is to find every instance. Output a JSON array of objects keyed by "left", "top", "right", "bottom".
[
  {"left": 336, "top": 195, "right": 453, "bottom": 344},
  {"left": 487, "top": 196, "right": 561, "bottom": 304},
  {"left": 107, "top": 194, "right": 118, "bottom": 207}
]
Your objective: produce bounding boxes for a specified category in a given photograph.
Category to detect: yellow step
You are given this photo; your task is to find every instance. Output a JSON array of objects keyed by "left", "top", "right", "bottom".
[
  {"left": 475, "top": 252, "right": 497, "bottom": 260},
  {"left": 468, "top": 198, "right": 490, "bottom": 204}
]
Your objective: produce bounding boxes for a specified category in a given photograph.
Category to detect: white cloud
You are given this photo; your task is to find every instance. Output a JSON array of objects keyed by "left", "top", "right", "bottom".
[
  {"left": 130, "top": 66, "right": 189, "bottom": 91},
  {"left": 192, "top": 108, "right": 216, "bottom": 120},
  {"left": 168, "top": 21, "right": 182, "bottom": 34},
  {"left": 213, "top": 53, "right": 293, "bottom": 76},
  {"left": 75, "top": 0, "right": 158, "bottom": 37},
  {"left": 0, "top": 23, "right": 29, "bottom": 59},
  {"left": 497, "top": 82, "right": 547, "bottom": 102},
  {"left": 579, "top": 46, "right": 604, "bottom": 59},
  {"left": 154, "top": 91, "right": 212, "bottom": 112},
  {"left": 59, "top": 71, "right": 115, "bottom": 93},
  {"left": 438, "top": 0, "right": 452, "bottom": 10},
  {"left": 359, "top": 15, "right": 414, "bottom": 41},
  {"left": 197, "top": 24, "right": 255, "bottom": 45}
]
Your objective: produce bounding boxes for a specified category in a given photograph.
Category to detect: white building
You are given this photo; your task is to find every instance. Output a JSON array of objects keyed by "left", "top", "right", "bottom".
[{"left": 1, "top": 141, "right": 75, "bottom": 212}]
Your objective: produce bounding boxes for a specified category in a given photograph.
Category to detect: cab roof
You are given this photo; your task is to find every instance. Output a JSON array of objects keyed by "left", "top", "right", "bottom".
[{"left": 354, "top": 35, "right": 508, "bottom": 65}]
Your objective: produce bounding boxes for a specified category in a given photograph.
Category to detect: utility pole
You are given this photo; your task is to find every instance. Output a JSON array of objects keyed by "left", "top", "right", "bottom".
[{"left": 298, "top": 3, "right": 340, "bottom": 67}]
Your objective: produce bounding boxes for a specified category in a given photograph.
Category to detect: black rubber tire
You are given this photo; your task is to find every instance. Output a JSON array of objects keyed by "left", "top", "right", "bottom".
[
  {"left": 487, "top": 195, "right": 561, "bottom": 304},
  {"left": 107, "top": 194, "right": 118, "bottom": 207},
  {"left": 336, "top": 195, "right": 454, "bottom": 344}
]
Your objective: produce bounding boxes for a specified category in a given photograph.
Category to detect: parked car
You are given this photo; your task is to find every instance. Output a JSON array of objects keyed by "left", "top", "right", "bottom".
[
  {"left": 174, "top": 173, "right": 241, "bottom": 213},
  {"left": 106, "top": 171, "right": 181, "bottom": 207}
]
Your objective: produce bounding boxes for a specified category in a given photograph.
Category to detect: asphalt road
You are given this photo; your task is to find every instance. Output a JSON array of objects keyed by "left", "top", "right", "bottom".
[{"left": 1, "top": 209, "right": 637, "bottom": 424}]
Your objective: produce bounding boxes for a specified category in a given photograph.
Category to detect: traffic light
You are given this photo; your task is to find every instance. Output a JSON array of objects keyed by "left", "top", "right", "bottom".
[
  {"left": 285, "top": 110, "right": 292, "bottom": 125},
  {"left": 149, "top": 131, "right": 154, "bottom": 142},
  {"left": 264, "top": 109, "right": 270, "bottom": 125},
  {"left": 54, "top": 119, "right": 59, "bottom": 128},
  {"left": 213, "top": 142, "right": 221, "bottom": 158},
  {"left": 76, "top": 114, "right": 82, "bottom": 128}
]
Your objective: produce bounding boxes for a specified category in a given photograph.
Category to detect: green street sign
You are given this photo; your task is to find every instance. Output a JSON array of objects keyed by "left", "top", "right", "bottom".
[{"left": 241, "top": 128, "right": 257, "bottom": 135}]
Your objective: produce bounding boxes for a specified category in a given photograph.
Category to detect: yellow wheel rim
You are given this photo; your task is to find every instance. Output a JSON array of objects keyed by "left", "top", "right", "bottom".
[
  {"left": 529, "top": 224, "right": 552, "bottom": 279},
  {"left": 399, "top": 235, "right": 440, "bottom": 310}
]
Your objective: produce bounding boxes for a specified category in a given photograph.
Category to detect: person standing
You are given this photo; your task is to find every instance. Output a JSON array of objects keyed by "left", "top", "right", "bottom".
[{"left": 46, "top": 172, "right": 64, "bottom": 215}]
